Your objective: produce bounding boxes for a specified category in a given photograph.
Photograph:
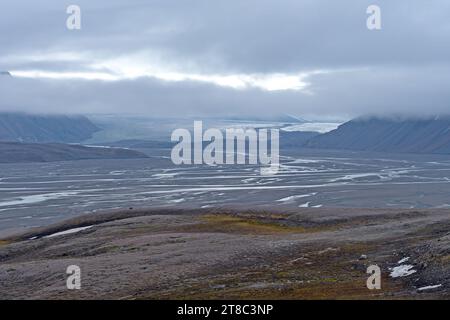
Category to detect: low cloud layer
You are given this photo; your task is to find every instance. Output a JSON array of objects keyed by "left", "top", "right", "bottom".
[{"left": 1, "top": 0, "right": 449, "bottom": 119}]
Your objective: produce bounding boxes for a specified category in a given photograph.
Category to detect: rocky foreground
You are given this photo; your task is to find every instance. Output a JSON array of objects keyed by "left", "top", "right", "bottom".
[{"left": 0, "top": 207, "right": 449, "bottom": 299}]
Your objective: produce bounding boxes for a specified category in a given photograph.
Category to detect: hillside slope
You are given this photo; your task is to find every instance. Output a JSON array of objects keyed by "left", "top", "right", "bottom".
[
  {"left": 0, "top": 113, "right": 100, "bottom": 143},
  {"left": 0, "top": 142, "right": 148, "bottom": 163},
  {"left": 305, "top": 116, "right": 450, "bottom": 154}
]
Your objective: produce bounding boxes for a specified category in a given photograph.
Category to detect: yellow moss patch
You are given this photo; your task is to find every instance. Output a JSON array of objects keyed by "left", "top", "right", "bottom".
[
  {"left": 339, "top": 242, "right": 376, "bottom": 254},
  {"left": 439, "top": 255, "right": 450, "bottom": 263},
  {"left": 0, "top": 240, "right": 10, "bottom": 246},
  {"left": 197, "top": 214, "right": 310, "bottom": 235}
]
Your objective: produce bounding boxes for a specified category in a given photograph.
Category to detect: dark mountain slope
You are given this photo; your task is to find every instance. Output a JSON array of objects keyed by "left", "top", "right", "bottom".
[
  {"left": 0, "top": 113, "right": 100, "bottom": 143},
  {"left": 0, "top": 142, "right": 148, "bottom": 163},
  {"left": 280, "top": 131, "right": 320, "bottom": 148},
  {"left": 305, "top": 116, "right": 450, "bottom": 154}
]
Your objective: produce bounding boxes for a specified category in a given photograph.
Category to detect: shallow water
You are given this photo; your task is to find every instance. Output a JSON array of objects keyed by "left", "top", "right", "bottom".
[{"left": 1, "top": 148, "right": 450, "bottom": 233}]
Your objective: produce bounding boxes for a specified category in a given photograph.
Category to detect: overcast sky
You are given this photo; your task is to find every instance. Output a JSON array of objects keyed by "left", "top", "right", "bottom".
[{"left": 0, "top": 0, "right": 449, "bottom": 120}]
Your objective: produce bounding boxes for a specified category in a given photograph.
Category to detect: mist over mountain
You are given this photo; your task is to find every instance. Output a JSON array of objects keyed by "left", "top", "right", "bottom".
[
  {"left": 0, "top": 113, "right": 100, "bottom": 143},
  {"left": 2, "top": 1, "right": 450, "bottom": 118},
  {"left": 305, "top": 116, "right": 450, "bottom": 154}
]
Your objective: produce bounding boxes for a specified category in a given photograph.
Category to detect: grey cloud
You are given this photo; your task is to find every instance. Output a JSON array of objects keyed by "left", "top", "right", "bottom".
[
  {"left": 2, "top": 64, "right": 449, "bottom": 119},
  {"left": 0, "top": 0, "right": 449, "bottom": 118}
]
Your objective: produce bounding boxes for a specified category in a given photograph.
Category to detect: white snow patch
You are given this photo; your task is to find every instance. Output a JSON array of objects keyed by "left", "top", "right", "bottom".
[
  {"left": 44, "top": 226, "right": 93, "bottom": 238},
  {"left": 397, "top": 257, "right": 410, "bottom": 264},
  {"left": 389, "top": 264, "right": 416, "bottom": 278},
  {"left": 417, "top": 284, "right": 442, "bottom": 291},
  {"left": 299, "top": 202, "right": 311, "bottom": 208}
]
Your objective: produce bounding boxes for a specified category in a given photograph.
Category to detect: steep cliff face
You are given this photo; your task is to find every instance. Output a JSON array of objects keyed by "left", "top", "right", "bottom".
[
  {"left": 0, "top": 113, "right": 100, "bottom": 143},
  {"left": 305, "top": 116, "right": 450, "bottom": 154}
]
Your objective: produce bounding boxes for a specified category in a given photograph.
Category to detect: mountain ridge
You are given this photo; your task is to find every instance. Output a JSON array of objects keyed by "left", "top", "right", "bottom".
[
  {"left": 305, "top": 116, "right": 450, "bottom": 154},
  {"left": 0, "top": 113, "right": 100, "bottom": 143},
  {"left": 0, "top": 141, "right": 148, "bottom": 163}
]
